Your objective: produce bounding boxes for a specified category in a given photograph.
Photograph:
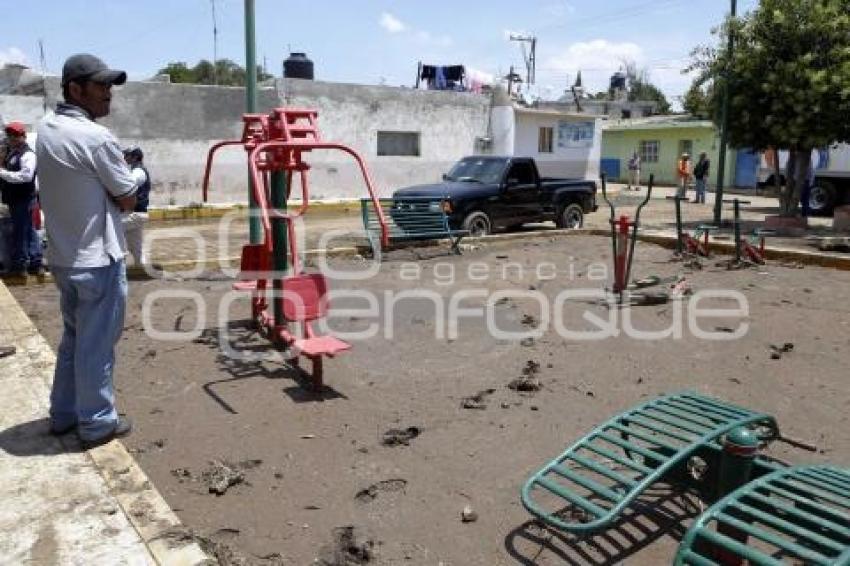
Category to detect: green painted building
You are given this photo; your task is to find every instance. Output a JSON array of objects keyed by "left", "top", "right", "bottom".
[{"left": 601, "top": 117, "right": 736, "bottom": 186}]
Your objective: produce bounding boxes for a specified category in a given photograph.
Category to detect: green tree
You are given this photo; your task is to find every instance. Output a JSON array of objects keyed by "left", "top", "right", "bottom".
[
  {"left": 156, "top": 59, "right": 272, "bottom": 86},
  {"left": 158, "top": 62, "right": 194, "bottom": 83},
  {"left": 682, "top": 80, "right": 717, "bottom": 120},
  {"left": 689, "top": 0, "right": 850, "bottom": 215}
]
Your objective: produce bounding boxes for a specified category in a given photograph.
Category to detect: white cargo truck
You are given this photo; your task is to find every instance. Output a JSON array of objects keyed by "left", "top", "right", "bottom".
[{"left": 757, "top": 144, "right": 850, "bottom": 214}]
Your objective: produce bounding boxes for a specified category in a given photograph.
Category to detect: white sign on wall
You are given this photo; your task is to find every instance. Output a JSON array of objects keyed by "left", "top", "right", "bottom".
[{"left": 557, "top": 121, "right": 595, "bottom": 148}]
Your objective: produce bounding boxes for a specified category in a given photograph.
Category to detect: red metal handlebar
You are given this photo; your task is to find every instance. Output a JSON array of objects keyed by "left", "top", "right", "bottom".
[
  {"left": 202, "top": 140, "right": 246, "bottom": 202},
  {"left": 204, "top": 110, "right": 391, "bottom": 256},
  {"left": 247, "top": 140, "right": 390, "bottom": 248}
]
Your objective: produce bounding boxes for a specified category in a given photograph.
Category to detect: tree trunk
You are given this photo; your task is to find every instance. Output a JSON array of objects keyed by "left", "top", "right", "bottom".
[
  {"left": 779, "top": 148, "right": 812, "bottom": 216},
  {"left": 772, "top": 152, "right": 782, "bottom": 198}
]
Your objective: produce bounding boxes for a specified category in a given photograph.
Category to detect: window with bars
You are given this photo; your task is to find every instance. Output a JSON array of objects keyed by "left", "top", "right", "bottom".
[
  {"left": 377, "top": 131, "right": 421, "bottom": 156},
  {"left": 678, "top": 139, "right": 694, "bottom": 157},
  {"left": 639, "top": 140, "right": 660, "bottom": 163}
]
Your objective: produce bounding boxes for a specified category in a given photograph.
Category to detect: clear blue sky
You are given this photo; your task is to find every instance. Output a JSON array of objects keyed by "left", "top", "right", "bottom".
[{"left": 1, "top": 0, "right": 758, "bottom": 105}]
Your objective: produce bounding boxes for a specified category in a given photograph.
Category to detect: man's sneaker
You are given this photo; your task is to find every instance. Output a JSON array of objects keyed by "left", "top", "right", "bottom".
[{"left": 80, "top": 417, "right": 133, "bottom": 449}]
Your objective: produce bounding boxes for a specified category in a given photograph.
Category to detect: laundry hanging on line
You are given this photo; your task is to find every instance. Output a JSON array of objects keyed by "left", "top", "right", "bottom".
[{"left": 420, "top": 65, "right": 466, "bottom": 90}]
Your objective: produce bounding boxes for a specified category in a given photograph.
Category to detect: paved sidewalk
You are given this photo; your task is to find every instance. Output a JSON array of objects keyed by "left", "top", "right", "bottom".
[{"left": 0, "top": 282, "right": 208, "bottom": 565}]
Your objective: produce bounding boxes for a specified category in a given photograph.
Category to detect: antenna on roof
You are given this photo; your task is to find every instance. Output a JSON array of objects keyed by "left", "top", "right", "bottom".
[{"left": 508, "top": 33, "right": 536, "bottom": 86}]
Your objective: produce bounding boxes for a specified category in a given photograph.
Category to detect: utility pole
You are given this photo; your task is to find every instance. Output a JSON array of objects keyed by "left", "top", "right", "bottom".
[
  {"left": 509, "top": 34, "right": 536, "bottom": 86},
  {"left": 713, "top": 0, "right": 737, "bottom": 225},
  {"left": 504, "top": 66, "right": 522, "bottom": 98},
  {"left": 38, "top": 39, "right": 48, "bottom": 112},
  {"left": 211, "top": 0, "right": 219, "bottom": 85},
  {"left": 245, "top": 0, "right": 261, "bottom": 243},
  {"left": 570, "top": 71, "right": 584, "bottom": 113}
]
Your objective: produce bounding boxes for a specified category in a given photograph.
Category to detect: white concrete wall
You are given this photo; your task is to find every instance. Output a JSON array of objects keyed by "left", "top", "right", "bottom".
[
  {"left": 0, "top": 95, "right": 45, "bottom": 131},
  {"left": 513, "top": 112, "right": 601, "bottom": 179},
  {"left": 1, "top": 77, "right": 490, "bottom": 205},
  {"left": 280, "top": 79, "right": 489, "bottom": 199},
  {"left": 490, "top": 106, "right": 516, "bottom": 156}
]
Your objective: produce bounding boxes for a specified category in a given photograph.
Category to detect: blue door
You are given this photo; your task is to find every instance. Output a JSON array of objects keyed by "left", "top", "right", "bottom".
[
  {"left": 600, "top": 158, "right": 620, "bottom": 180},
  {"left": 734, "top": 150, "right": 759, "bottom": 188}
]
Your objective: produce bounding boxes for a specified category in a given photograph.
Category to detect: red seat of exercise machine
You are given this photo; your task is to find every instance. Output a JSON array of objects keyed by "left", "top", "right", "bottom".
[
  {"left": 282, "top": 273, "right": 330, "bottom": 321},
  {"left": 294, "top": 335, "right": 351, "bottom": 357},
  {"left": 233, "top": 244, "right": 270, "bottom": 291}
]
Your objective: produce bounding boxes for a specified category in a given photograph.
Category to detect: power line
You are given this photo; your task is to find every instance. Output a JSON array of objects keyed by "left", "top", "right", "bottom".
[{"left": 535, "top": 0, "right": 686, "bottom": 34}]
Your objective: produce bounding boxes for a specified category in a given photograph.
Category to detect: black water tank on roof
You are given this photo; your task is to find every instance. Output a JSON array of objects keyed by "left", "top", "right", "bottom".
[
  {"left": 283, "top": 52, "right": 314, "bottom": 80},
  {"left": 610, "top": 71, "right": 626, "bottom": 91}
]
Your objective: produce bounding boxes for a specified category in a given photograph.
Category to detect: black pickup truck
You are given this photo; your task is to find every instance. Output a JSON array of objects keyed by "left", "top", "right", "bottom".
[{"left": 391, "top": 156, "right": 598, "bottom": 236}]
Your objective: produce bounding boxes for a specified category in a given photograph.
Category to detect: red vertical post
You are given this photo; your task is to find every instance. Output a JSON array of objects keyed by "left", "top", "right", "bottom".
[{"left": 614, "top": 215, "right": 630, "bottom": 293}]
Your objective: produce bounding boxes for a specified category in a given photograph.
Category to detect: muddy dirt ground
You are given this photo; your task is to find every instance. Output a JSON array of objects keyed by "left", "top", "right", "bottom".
[{"left": 12, "top": 235, "right": 850, "bottom": 565}]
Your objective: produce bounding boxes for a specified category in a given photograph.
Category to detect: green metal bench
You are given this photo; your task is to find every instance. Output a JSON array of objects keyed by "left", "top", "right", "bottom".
[
  {"left": 675, "top": 465, "right": 850, "bottom": 565},
  {"left": 521, "top": 391, "right": 780, "bottom": 533},
  {"left": 360, "top": 197, "right": 467, "bottom": 256}
]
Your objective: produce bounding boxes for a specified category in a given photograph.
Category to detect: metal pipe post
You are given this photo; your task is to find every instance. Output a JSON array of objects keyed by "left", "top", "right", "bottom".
[
  {"left": 271, "top": 170, "right": 288, "bottom": 326},
  {"left": 625, "top": 176, "right": 653, "bottom": 289},
  {"left": 713, "top": 0, "right": 737, "bottom": 225},
  {"left": 733, "top": 199, "right": 742, "bottom": 262},
  {"left": 614, "top": 215, "right": 630, "bottom": 298},
  {"left": 667, "top": 196, "right": 684, "bottom": 253},
  {"left": 675, "top": 197, "right": 683, "bottom": 253},
  {"left": 600, "top": 174, "right": 619, "bottom": 298},
  {"left": 245, "top": 0, "right": 261, "bottom": 244},
  {"left": 714, "top": 426, "right": 759, "bottom": 565}
]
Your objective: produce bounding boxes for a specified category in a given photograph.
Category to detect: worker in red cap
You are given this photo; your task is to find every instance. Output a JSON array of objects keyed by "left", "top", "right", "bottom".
[{"left": 1, "top": 121, "right": 43, "bottom": 281}]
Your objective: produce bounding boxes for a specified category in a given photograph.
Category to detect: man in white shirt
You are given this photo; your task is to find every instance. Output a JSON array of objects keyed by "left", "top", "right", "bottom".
[
  {"left": 121, "top": 145, "right": 151, "bottom": 265},
  {"left": 36, "top": 53, "right": 137, "bottom": 449},
  {"left": 0, "top": 121, "right": 43, "bottom": 280}
]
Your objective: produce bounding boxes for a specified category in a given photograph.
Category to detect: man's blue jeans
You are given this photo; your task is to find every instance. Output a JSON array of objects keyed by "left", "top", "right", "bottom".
[
  {"left": 49, "top": 260, "right": 127, "bottom": 441},
  {"left": 8, "top": 196, "right": 43, "bottom": 273},
  {"left": 695, "top": 178, "right": 707, "bottom": 203}
]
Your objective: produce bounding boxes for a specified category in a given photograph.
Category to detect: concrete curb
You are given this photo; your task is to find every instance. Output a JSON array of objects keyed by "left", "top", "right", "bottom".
[
  {"left": 583, "top": 228, "right": 850, "bottom": 271},
  {"left": 125, "top": 226, "right": 850, "bottom": 278},
  {"left": 87, "top": 443, "right": 211, "bottom": 565},
  {"left": 147, "top": 200, "right": 361, "bottom": 222},
  {"left": 0, "top": 280, "right": 211, "bottom": 565}
]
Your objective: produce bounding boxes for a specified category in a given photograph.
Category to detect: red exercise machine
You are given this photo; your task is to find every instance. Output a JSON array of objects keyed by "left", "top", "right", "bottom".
[
  {"left": 203, "top": 108, "right": 390, "bottom": 388},
  {"left": 600, "top": 173, "right": 654, "bottom": 303}
]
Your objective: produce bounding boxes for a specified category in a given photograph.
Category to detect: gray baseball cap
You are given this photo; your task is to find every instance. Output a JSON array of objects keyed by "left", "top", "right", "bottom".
[{"left": 61, "top": 53, "right": 127, "bottom": 86}]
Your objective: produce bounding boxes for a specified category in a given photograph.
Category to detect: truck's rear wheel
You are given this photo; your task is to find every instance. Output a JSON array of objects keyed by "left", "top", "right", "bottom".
[
  {"left": 556, "top": 203, "right": 584, "bottom": 229},
  {"left": 462, "top": 211, "right": 491, "bottom": 237},
  {"left": 808, "top": 181, "right": 837, "bottom": 215}
]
